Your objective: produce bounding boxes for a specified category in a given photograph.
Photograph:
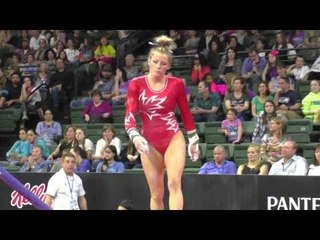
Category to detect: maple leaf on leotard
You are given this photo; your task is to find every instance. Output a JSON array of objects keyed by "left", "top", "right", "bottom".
[{"left": 138, "top": 90, "right": 167, "bottom": 120}]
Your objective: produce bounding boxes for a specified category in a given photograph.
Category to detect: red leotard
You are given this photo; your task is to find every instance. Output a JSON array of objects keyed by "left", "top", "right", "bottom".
[{"left": 125, "top": 75, "right": 195, "bottom": 155}]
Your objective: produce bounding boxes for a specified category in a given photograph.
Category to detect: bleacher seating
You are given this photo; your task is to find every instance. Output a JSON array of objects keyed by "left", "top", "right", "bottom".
[
  {"left": 204, "top": 122, "right": 226, "bottom": 144},
  {"left": 2, "top": 30, "right": 320, "bottom": 175},
  {"left": 0, "top": 109, "right": 20, "bottom": 133},
  {"left": 297, "top": 81, "right": 310, "bottom": 99},
  {"left": 233, "top": 143, "right": 251, "bottom": 167}
]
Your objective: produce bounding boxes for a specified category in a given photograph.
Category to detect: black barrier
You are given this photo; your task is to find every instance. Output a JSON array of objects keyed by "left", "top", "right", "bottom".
[{"left": 1, "top": 173, "right": 320, "bottom": 210}]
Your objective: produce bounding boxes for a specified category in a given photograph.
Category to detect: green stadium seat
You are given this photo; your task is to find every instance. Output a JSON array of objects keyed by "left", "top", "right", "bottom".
[
  {"left": 204, "top": 122, "right": 226, "bottom": 144},
  {"left": 287, "top": 119, "right": 312, "bottom": 133},
  {"left": 297, "top": 81, "right": 310, "bottom": 99},
  {"left": 301, "top": 143, "right": 318, "bottom": 165},
  {"left": 70, "top": 108, "right": 83, "bottom": 124},
  {"left": 4, "top": 165, "right": 20, "bottom": 172},
  {"left": 205, "top": 134, "right": 226, "bottom": 144},
  {"left": 233, "top": 143, "right": 250, "bottom": 167},
  {"left": 287, "top": 133, "right": 310, "bottom": 143},
  {"left": 0, "top": 109, "right": 20, "bottom": 132}
]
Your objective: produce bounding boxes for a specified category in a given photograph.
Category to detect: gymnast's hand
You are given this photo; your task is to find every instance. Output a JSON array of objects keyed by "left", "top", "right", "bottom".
[
  {"left": 188, "top": 132, "right": 200, "bottom": 162},
  {"left": 133, "top": 136, "right": 150, "bottom": 154}
]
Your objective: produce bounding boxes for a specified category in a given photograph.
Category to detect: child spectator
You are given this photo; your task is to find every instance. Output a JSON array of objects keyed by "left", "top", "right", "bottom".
[{"left": 221, "top": 108, "right": 243, "bottom": 144}]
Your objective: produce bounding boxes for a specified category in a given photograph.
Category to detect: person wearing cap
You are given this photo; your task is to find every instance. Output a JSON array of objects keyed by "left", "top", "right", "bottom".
[
  {"left": 190, "top": 53, "right": 211, "bottom": 86},
  {"left": 90, "top": 64, "right": 116, "bottom": 102},
  {"left": 125, "top": 35, "right": 200, "bottom": 210},
  {"left": 262, "top": 49, "right": 279, "bottom": 83}
]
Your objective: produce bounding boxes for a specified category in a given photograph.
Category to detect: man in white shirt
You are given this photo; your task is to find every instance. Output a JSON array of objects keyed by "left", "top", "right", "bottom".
[
  {"left": 269, "top": 140, "right": 308, "bottom": 176},
  {"left": 45, "top": 153, "right": 87, "bottom": 210}
]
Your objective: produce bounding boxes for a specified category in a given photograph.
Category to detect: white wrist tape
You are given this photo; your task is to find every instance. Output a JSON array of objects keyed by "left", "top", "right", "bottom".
[
  {"left": 187, "top": 133, "right": 200, "bottom": 161},
  {"left": 188, "top": 133, "right": 199, "bottom": 145},
  {"left": 128, "top": 129, "right": 141, "bottom": 141}
]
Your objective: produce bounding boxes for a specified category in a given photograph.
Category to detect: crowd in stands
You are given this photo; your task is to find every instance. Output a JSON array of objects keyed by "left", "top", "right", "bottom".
[{"left": 1, "top": 30, "right": 320, "bottom": 176}]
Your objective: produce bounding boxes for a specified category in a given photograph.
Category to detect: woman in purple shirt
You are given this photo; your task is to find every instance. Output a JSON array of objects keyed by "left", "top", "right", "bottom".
[
  {"left": 36, "top": 109, "right": 62, "bottom": 146},
  {"left": 82, "top": 89, "right": 112, "bottom": 123}
]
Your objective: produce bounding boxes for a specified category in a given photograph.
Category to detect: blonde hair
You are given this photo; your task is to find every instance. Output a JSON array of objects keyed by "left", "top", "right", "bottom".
[
  {"left": 148, "top": 35, "right": 177, "bottom": 64},
  {"left": 247, "top": 144, "right": 263, "bottom": 171},
  {"left": 270, "top": 116, "right": 287, "bottom": 138},
  {"left": 248, "top": 144, "right": 261, "bottom": 154}
]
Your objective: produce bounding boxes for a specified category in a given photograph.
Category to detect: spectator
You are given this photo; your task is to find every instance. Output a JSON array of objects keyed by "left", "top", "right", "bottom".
[
  {"left": 47, "top": 125, "right": 76, "bottom": 160},
  {"left": 16, "top": 38, "right": 34, "bottom": 64},
  {"left": 92, "top": 124, "right": 122, "bottom": 172},
  {"left": 274, "top": 76, "right": 302, "bottom": 120},
  {"left": 198, "top": 145, "right": 236, "bottom": 175},
  {"left": 44, "top": 153, "right": 88, "bottom": 210},
  {"left": 93, "top": 35, "right": 116, "bottom": 70},
  {"left": 206, "top": 39, "right": 221, "bottom": 70},
  {"left": 74, "top": 127, "right": 94, "bottom": 161},
  {"left": 198, "top": 30, "right": 221, "bottom": 55},
  {"left": 53, "top": 40, "right": 65, "bottom": 59},
  {"left": 260, "top": 116, "right": 288, "bottom": 163},
  {"left": 19, "top": 76, "right": 43, "bottom": 123},
  {"left": 183, "top": 30, "right": 200, "bottom": 55},
  {"left": 191, "top": 53, "right": 211, "bottom": 86},
  {"left": 272, "top": 31, "right": 297, "bottom": 62},
  {"left": 49, "top": 30, "right": 66, "bottom": 49},
  {"left": 35, "top": 109, "right": 62, "bottom": 146},
  {"left": 269, "top": 140, "right": 308, "bottom": 176},
  {"left": 224, "top": 77, "right": 251, "bottom": 121},
  {"left": 49, "top": 58, "right": 73, "bottom": 112},
  {"left": 168, "top": 30, "right": 184, "bottom": 55},
  {"left": 255, "top": 38, "right": 268, "bottom": 59},
  {"left": 112, "top": 68, "right": 131, "bottom": 105},
  {"left": 203, "top": 73, "right": 220, "bottom": 97},
  {"left": 44, "top": 48, "right": 57, "bottom": 67},
  {"left": 6, "top": 128, "right": 30, "bottom": 166},
  {"left": 302, "top": 79, "right": 320, "bottom": 123},
  {"left": 0, "top": 72, "right": 22, "bottom": 109},
  {"left": 120, "top": 139, "right": 142, "bottom": 169},
  {"left": 90, "top": 63, "right": 115, "bottom": 102},
  {"left": 123, "top": 54, "right": 139, "bottom": 80},
  {"left": 251, "top": 81, "right": 273, "bottom": 119},
  {"left": 50, "top": 145, "right": 91, "bottom": 173},
  {"left": 64, "top": 39, "right": 80, "bottom": 63},
  {"left": 26, "top": 129, "right": 50, "bottom": 159},
  {"left": 191, "top": 81, "right": 221, "bottom": 122},
  {"left": 33, "top": 62, "right": 51, "bottom": 109},
  {"left": 308, "top": 144, "right": 320, "bottom": 176},
  {"left": 286, "top": 55, "right": 310, "bottom": 82},
  {"left": 218, "top": 47, "right": 242, "bottom": 83},
  {"left": 252, "top": 100, "right": 277, "bottom": 144},
  {"left": 237, "top": 144, "right": 271, "bottom": 175},
  {"left": 34, "top": 38, "right": 48, "bottom": 62},
  {"left": 82, "top": 89, "right": 112, "bottom": 124},
  {"left": 242, "top": 48, "right": 268, "bottom": 91},
  {"left": 19, "top": 145, "right": 48, "bottom": 172},
  {"left": 262, "top": 49, "right": 279, "bottom": 83},
  {"left": 268, "top": 62, "right": 295, "bottom": 95},
  {"left": 226, "top": 35, "right": 245, "bottom": 56},
  {"left": 221, "top": 108, "right": 243, "bottom": 144},
  {"left": 96, "top": 145, "right": 125, "bottom": 173}
]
